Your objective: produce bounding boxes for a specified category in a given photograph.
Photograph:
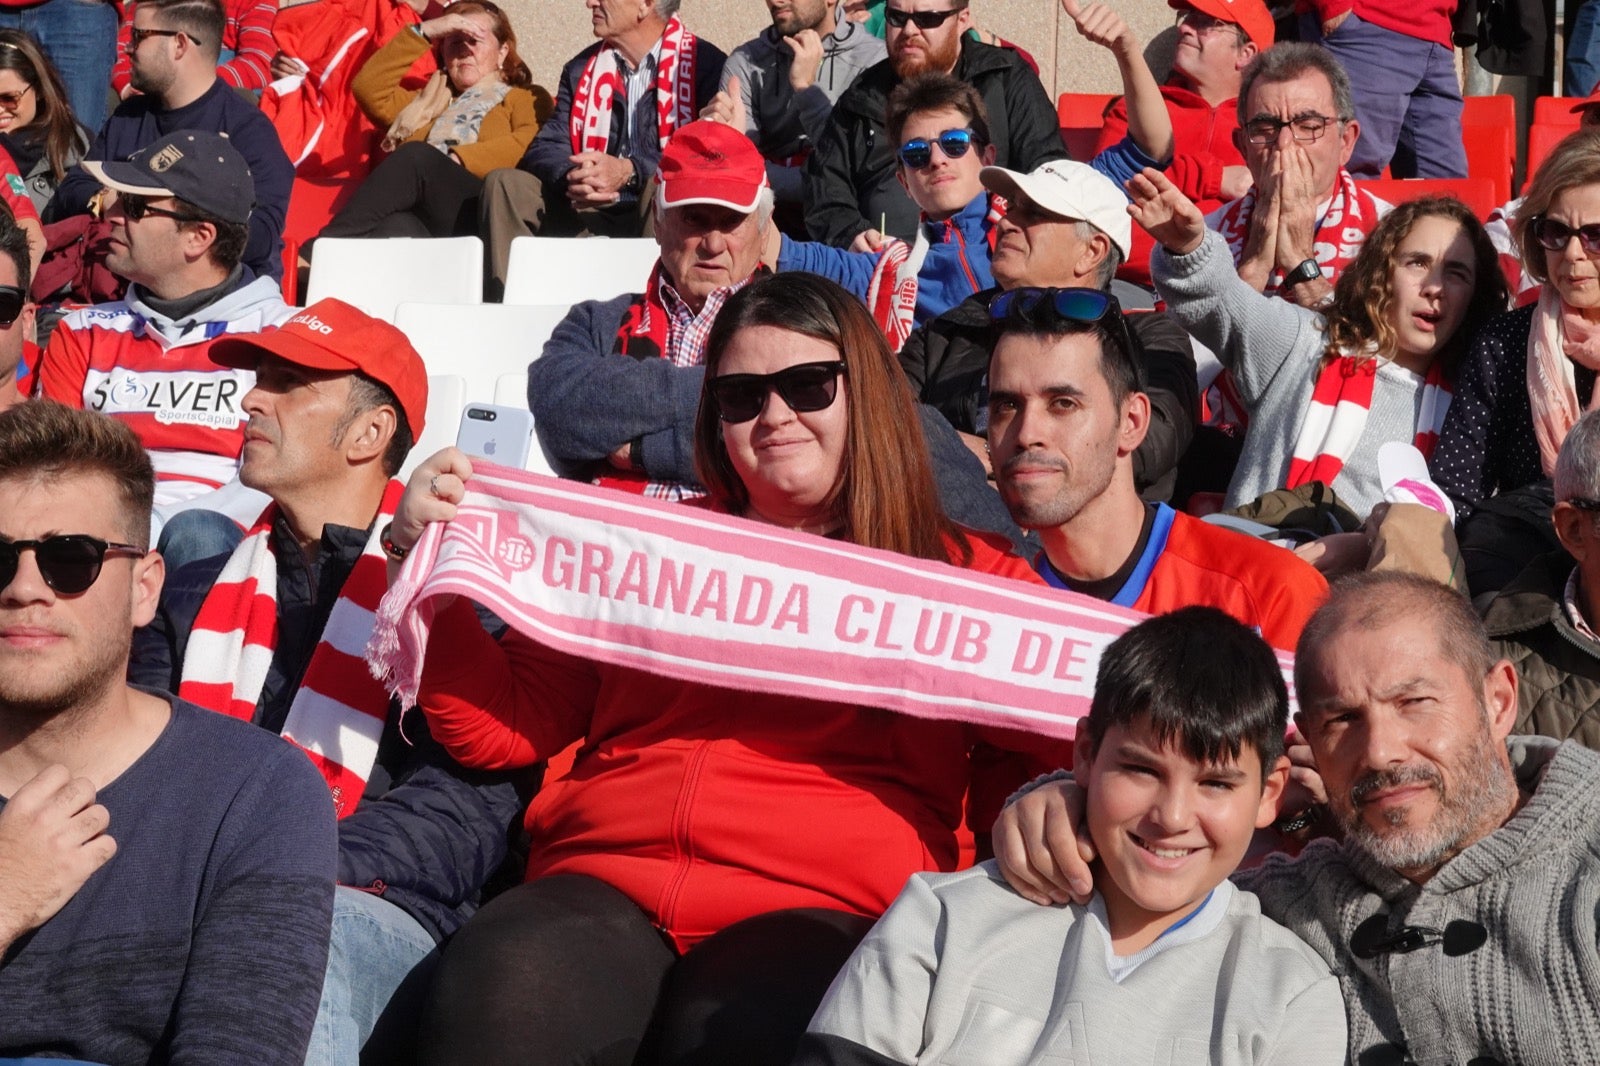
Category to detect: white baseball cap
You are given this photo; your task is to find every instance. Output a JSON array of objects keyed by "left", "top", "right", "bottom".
[{"left": 980, "top": 160, "right": 1132, "bottom": 261}]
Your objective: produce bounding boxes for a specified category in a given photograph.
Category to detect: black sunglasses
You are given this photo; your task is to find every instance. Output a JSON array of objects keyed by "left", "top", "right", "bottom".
[
  {"left": 1531, "top": 216, "right": 1600, "bottom": 255},
  {"left": 0, "top": 535, "right": 146, "bottom": 595},
  {"left": 118, "top": 192, "right": 205, "bottom": 225},
  {"left": 0, "top": 285, "right": 25, "bottom": 327},
  {"left": 898, "top": 128, "right": 977, "bottom": 170},
  {"left": 884, "top": 7, "right": 962, "bottom": 29},
  {"left": 708, "top": 360, "right": 846, "bottom": 423},
  {"left": 126, "top": 26, "right": 196, "bottom": 49}
]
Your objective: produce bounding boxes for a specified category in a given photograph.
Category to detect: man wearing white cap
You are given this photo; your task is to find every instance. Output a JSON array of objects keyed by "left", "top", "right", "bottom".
[{"left": 900, "top": 159, "right": 1198, "bottom": 502}]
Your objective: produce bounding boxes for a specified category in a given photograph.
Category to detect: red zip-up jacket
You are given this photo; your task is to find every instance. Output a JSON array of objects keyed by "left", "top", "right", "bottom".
[
  {"left": 1098, "top": 81, "right": 1242, "bottom": 288},
  {"left": 416, "top": 529, "right": 1069, "bottom": 951}
]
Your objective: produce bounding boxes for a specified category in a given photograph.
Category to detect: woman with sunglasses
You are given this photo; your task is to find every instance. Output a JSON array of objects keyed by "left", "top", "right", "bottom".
[
  {"left": 0, "top": 31, "right": 88, "bottom": 216},
  {"left": 314, "top": 1, "right": 552, "bottom": 243},
  {"left": 1129, "top": 166, "right": 1506, "bottom": 521},
  {"left": 1432, "top": 128, "right": 1600, "bottom": 522},
  {"left": 388, "top": 274, "right": 1064, "bottom": 1065}
]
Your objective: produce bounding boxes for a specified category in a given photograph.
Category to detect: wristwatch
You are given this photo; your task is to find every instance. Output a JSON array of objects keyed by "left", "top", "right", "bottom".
[{"left": 1283, "top": 258, "right": 1324, "bottom": 288}]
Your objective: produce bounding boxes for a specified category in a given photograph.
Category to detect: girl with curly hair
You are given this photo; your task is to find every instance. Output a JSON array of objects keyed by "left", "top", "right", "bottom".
[{"left": 1130, "top": 166, "right": 1506, "bottom": 519}]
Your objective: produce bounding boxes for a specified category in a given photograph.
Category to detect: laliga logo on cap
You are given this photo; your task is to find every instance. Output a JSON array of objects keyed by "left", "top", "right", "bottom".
[
  {"left": 289, "top": 312, "right": 335, "bottom": 335},
  {"left": 148, "top": 144, "right": 184, "bottom": 173}
]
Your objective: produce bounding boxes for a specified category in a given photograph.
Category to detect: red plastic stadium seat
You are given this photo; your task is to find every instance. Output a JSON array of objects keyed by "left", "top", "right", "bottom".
[
  {"left": 1355, "top": 177, "right": 1497, "bottom": 220},
  {"left": 1062, "top": 126, "right": 1100, "bottom": 161},
  {"left": 1056, "top": 91, "right": 1116, "bottom": 129},
  {"left": 1462, "top": 122, "right": 1514, "bottom": 205},
  {"left": 1533, "top": 95, "right": 1585, "bottom": 128},
  {"left": 1463, "top": 94, "right": 1516, "bottom": 131},
  {"left": 1525, "top": 123, "right": 1580, "bottom": 191}
]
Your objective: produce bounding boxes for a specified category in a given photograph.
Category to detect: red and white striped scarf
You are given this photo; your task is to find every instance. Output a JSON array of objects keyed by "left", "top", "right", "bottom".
[
  {"left": 570, "top": 15, "right": 698, "bottom": 155},
  {"left": 866, "top": 196, "right": 1006, "bottom": 350},
  {"left": 1213, "top": 169, "right": 1382, "bottom": 297},
  {"left": 1285, "top": 353, "right": 1451, "bottom": 490},
  {"left": 177, "top": 481, "right": 404, "bottom": 818}
]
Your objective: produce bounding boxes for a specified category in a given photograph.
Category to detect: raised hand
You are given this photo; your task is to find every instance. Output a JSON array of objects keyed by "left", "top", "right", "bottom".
[
  {"left": 391, "top": 447, "right": 475, "bottom": 555},
  {"left": 699, "top": 75, "right": 748, "bottom": 130},
  {"left": 1126, "top": 167, "right": 1206, "bottom": 255},
  {"left": 1062, "top": 0, "right": 1138, "bottom": 57}
]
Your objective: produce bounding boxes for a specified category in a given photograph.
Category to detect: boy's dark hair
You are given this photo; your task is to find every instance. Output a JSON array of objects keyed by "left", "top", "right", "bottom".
[
  {"left": 1082, "top": 606, "right": 1288, "bottom": 774},
  {"left": 0, "top": 209, "right": 31, "bottom": 293}
]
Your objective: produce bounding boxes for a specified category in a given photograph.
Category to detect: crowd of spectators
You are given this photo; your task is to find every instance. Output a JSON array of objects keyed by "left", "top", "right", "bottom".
[{"left": 3, "top": 0, "right": 1600, "bottom": 1063}]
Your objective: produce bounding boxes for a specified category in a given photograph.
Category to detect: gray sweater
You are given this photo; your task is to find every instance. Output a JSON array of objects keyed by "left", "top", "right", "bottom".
[
  {"left": 1152, "top": 230, "right": 1425, "bottom": 518},
  {"left": 1239, "top": 739, "right": 1600, "bottom": 1065},
  {"left": 720, "top": 7, "right": 885, "bottom": 203},
  {"left": 806, "top": 862, "right": 1346, "bottom": 1065}
]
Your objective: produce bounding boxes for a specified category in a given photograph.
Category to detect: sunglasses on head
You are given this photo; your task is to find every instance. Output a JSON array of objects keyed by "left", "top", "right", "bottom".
[
  {"left": 708, "top": 360, "right": 846, "bottom": 423},
  {"left": 0, "top": 535, "right": 146, "bottom": 595},
  {"left": 1531, "top": 216, "right": 1600, "bottom": 255},
  {"left": 988, "top": 286, "right": 1119, "bottom": 326},
  {"left": 884, "top": 6, "right": 962, "bottom": 29},
  {"left": 116, "top": 192, "right": 206, "bottom": 225},
  {"left": 897, "top": 128, "right": 977, "bottom": 170}
]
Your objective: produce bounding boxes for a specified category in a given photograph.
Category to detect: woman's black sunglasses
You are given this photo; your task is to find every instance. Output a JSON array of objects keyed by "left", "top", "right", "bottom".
[
  {"left": 708, "top": 360, "right": 847, "bottom": 423},
  {"left": 1531, "top": 216, "right": 1600, "bottom": 255},
  {"left": 0, "top": 534, "right": 146, "bottom": 595},
  {"left": 898, "top": 128, "right": 977, "bottom": 170}
]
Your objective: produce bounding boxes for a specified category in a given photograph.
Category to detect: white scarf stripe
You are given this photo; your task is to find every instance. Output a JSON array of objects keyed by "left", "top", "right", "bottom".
[{"left": 282, "top": 690, "right": 387, "bottom": 769}]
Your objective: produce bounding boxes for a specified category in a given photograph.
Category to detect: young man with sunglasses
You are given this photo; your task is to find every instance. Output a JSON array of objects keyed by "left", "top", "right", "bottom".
[
  {"left": 129, "top": 298, "right": 526, "bottom": 1061},
  {"left": 46, "top": 0, "right": 293, "bottom": 283},
  {"left": 985, "top": 283, "right": 1325, "bottom": 654},
  {"left": 901, "top": 159, "right": 1198, "bottom": 500},
  {"left": 38, "top": 131, "right": 291, "bottom": 532},
  {"left": 0, "top": 399, "right": 336, "bottom": 1063},
  {"left": 802, "top": 0, "right": 1065, "bottom": 249}
]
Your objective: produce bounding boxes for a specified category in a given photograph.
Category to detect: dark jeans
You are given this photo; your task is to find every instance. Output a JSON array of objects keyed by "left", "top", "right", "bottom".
[
  {"left": 0, "top": 0, "right": 118, "bottom": 133},
  {"left": 319, "top": 142, "right": 485, "bottom": 241},
  {"left": 416, "top": 874, "right": 875, "bottom": 1066}
]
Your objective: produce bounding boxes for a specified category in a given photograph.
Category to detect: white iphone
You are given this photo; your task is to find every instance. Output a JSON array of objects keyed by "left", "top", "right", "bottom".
[{"left": 455, "top": 403, "right": 535, "bottom": 468}]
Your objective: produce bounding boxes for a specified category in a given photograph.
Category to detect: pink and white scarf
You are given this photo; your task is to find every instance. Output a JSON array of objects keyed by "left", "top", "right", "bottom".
[
  {"left": 1527, "top": 284, "right": 1600, "bottom": 475},
  {"left": 1286, "top": 353, "right": 1451, "bottom": 490},
  {"left": 367, "top": 464, "right": 1298, "bottom": 739},
  {"left": 570, "top": 15, "right": 698, "bottom": 155},
  {"left": 179, "top": 481, "right": 404, "bottom": 817}
]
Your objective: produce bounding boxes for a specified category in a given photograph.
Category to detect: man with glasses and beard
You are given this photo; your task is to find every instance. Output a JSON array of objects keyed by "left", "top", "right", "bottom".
[
  {"left": 994, "top": 570, "right": 1600, "bottom": 1064},
  {"left": 0, "top": 400, "right": 335, "bottom": 1064},
  {"left": 803, "top": 0, "right": 1065, "bottom": 249}
]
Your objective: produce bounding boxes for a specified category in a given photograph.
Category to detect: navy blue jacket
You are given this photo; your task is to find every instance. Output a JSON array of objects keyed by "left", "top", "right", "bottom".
[
  {"left": 49, "top": 79, "right": 294, "bottom": 282},
  {"left": 518, "top": 35, "right": 725, "bottom": 201},
  {"left": 129, "top": 514, "right": 528, "bottom": 941}
]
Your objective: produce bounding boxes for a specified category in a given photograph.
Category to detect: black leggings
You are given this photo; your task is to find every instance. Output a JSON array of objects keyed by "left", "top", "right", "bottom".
[
  {"left": 319, "top": 141, "right": 485, "bottom": 240},
  {"left": 416, "top": 874, "right": 875, "bottom": 1066}
]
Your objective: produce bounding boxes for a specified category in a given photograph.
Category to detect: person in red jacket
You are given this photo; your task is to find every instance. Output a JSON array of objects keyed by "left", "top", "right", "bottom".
[
  {"left": 1094, "top": 0, "right": 1274, "bottom": 287},
  {"left": 384, "top": 273, "right": 1068, "bottom": 1066}
]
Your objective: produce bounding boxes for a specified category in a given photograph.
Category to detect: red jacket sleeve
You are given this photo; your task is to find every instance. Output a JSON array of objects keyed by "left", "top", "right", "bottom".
[
  {"left": 417, "top": 597, "right": 599, "bottom": 771},
  {"left": 216, "top": 0, "right": 278, "bottom": 91}
]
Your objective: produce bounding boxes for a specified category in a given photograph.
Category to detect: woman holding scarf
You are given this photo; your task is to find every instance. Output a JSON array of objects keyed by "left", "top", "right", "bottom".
[
  {"left": 1130, "top": 167, "right": 1506, "bottom": 522},
  {"left": 1433, "top": 129, "right": 1600, "bottom": 520},
  {"left": 385, "top": 274, "right": 1066, "bottom": 1065},
  {"left": 315, "top": 0, "right": 551, "bottom": 241}
]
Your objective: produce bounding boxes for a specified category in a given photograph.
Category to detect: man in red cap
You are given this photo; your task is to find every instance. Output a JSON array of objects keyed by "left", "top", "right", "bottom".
[
  {"left": 1082, "top": 0, "right": 1272, "bottom": 287},
  {"left": 130, "top": 297, "right": 526, "bottom": 1062}
]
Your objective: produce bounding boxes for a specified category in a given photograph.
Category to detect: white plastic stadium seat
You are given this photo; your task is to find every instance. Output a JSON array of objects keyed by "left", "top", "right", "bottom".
[
  {"left": 502, "top": 236, "right": 658, "bottom": 307},
  {"left": 393, "top": 301, "right": 571, "bottom": 405},
  {"left": 306, "top": 237, "right": 483, "bottom": 322},
  {"left": 400, "top": 374, "right": 468, "bottom": 481},
  {"left": 492, "top": 371, "right": 557, "bottom": 477}
]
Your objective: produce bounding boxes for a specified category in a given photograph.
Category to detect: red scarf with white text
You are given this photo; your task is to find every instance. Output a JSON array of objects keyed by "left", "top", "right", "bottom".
[{"left": 570, "top": 15, "right": 698, "bottom": 154}]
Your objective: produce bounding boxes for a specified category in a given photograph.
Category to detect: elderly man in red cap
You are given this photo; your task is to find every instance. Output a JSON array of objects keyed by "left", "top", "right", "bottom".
[{"left": 130, "top": 298, "right": 527, "bottom": 1063}]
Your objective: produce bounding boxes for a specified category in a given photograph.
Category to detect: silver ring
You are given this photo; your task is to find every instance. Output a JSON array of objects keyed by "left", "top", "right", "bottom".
[{"left": 429, "top": 475, "right": 440, "bottom": 496}]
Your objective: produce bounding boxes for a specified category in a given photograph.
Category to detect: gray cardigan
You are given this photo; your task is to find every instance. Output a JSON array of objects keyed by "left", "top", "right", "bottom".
[
  {"left": 1152, "top": 230, "right": 1425, "bottom": 518},
  {"left": 1239, "top": 739, "right": 1600, "bottom": 1065}
]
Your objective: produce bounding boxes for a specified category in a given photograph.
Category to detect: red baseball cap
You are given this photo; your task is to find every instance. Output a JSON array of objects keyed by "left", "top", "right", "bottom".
[
  {"left": 210, "top": 298, "right": 428, "bottom": 439},
  {"left": 1573, "top": 86, "right": 1600, "bottom": 116},
  {"left": 658, "top": 120, "right": 768, "bottom": 213},
  {"left": 1169, "top": 0, "right": 1275, "bottom": 50}
]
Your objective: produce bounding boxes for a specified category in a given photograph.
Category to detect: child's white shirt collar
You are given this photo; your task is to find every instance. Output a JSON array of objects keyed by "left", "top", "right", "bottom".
[{"left": 1086, "top": 879, "right": 1236, "bottom": 984}]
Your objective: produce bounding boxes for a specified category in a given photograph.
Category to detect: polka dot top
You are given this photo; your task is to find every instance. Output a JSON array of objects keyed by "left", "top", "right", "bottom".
[{"left": 1430, "top": 303, "right": 1596, "bottom": 519}]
